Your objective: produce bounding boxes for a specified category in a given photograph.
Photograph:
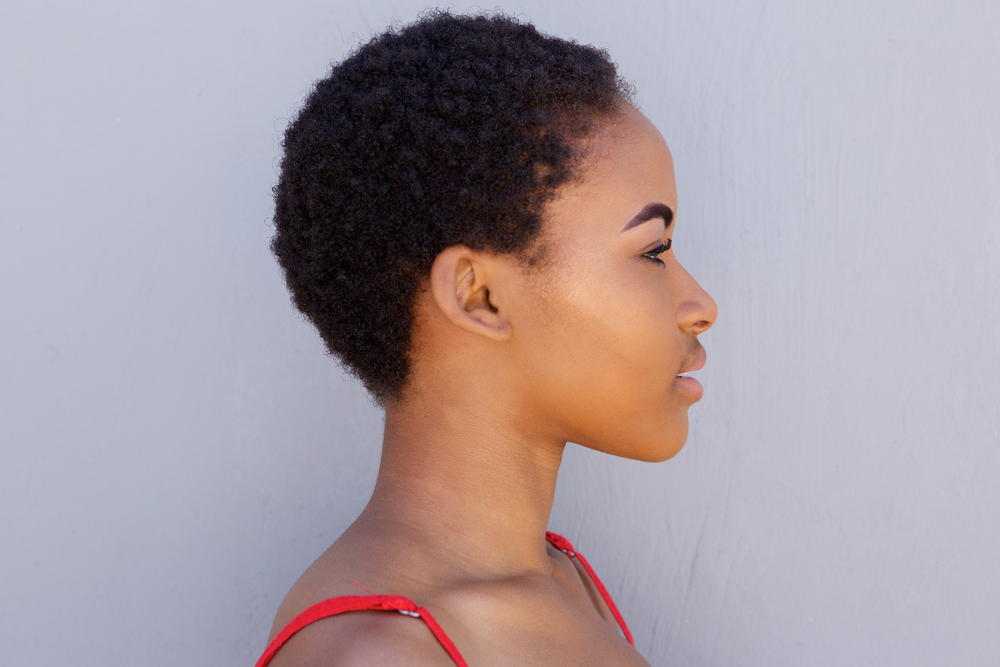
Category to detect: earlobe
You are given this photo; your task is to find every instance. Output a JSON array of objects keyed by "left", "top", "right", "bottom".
[{"left": 429, "top": 246, "right": 512, "bottom": 342}]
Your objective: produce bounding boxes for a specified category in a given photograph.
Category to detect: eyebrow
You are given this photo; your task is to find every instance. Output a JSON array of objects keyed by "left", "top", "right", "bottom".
[{"left": 621, "top": 203, "right": 674, "bottom": 232}]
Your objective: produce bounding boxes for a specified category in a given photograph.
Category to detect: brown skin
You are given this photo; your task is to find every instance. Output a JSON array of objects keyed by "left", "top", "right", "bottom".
[{"left": 267, "top": 105, "right": 718, "bottom": 666}]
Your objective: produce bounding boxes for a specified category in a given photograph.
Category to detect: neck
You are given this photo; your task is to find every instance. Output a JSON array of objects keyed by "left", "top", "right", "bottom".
[{"left": 355, "top": 391, "right": 566, "bottom": 577}]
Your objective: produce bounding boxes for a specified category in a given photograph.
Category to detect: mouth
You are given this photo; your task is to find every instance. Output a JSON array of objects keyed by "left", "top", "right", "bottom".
[
  {"left": 677, "top": 345, "right": 707, "bottom": 376},
  {"left": 674, "top": 345, "right": 707, "bottom": 400}
]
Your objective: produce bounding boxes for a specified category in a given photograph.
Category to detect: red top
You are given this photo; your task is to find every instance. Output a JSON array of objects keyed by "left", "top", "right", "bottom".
[{"left": 254, "top": 532, "right": 633, "bottom": 667}]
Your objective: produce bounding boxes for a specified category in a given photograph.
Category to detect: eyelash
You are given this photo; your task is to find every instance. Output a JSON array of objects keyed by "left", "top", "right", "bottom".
[{"left": 643, "top": 239, "right": 672, "bottom": 265}]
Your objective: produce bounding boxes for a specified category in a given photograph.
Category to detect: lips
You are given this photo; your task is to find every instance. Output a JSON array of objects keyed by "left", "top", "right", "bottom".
[
  {"left": 674, "top": 345, "right": 707, "bottom": 401},
  {"left": 677, "top": 345, "right": 706, "bottom": 376}
]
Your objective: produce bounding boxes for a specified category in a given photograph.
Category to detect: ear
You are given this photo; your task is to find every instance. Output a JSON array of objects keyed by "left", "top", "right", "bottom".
[{"left": 429, "top": 245, "right": 512, "bottom": 342}]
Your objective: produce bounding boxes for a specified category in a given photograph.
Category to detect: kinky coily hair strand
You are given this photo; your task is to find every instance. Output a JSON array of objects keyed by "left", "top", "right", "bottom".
[{"left": 271, "top": 11, "right": 633, "bottom": 404}]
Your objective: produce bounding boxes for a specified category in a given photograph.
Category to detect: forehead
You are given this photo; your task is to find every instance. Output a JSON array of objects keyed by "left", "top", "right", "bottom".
[{"left": 542, "top": 107, "right": 677, "bottom": 244}]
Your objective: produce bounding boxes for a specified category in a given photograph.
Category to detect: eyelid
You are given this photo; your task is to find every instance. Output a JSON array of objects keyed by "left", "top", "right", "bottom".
[
  {"left": 644, "top": 238, "right": 672, "bottom": 253},
  {"left": 642, "top": 238, "right": 672, "bottom": 263}
]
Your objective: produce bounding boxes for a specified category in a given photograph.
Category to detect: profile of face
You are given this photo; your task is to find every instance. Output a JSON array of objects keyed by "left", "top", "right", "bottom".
[
  {"left": 505, "top": 105, "right": 718, "bottom": 462},
  {"left": 423, "top": 105, "right": 717, "bottom": 462}
]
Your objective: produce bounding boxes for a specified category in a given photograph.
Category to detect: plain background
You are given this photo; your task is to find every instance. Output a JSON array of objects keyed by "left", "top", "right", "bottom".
[{"left": 2, "top": 1, "right": 998, "bottom": 665}]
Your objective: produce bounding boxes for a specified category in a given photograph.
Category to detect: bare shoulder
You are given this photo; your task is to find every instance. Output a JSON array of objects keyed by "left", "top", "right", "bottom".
[
  {"left": 261, "top": 543, "right": 460, "bottom": 666},
  {"left": 266, "top": 610, "right": 457, "bottom": 667},
  {"left": 546, "top": 542, "right": 618, "bottom": 627}
]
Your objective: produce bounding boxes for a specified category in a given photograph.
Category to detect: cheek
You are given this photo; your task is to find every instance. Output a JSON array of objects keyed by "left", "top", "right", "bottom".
[
  {"left": 518, "top": 259, "right": 680, "bottom": 422},
  {"left": 562, "top": 263, "right": 672, "bottom": 370}
]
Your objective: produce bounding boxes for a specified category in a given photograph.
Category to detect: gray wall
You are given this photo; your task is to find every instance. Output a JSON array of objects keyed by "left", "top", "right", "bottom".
[{"left": 2, "top": 1, "right": 998, "bottom": 665}]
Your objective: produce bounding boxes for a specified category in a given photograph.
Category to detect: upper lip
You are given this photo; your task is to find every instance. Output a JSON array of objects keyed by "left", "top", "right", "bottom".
[{"left": 678, "top": 345, "right": 707, "bottom": 375}]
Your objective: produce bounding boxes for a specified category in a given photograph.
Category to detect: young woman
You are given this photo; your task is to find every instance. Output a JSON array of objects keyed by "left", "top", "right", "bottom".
[{"left": 257, "top": 11, "right": 717, "bottom": 666}]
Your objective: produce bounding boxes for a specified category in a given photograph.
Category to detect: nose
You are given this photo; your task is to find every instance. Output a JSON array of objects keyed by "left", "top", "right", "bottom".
[{"left": 673, "top": 264, "right": 717, "bottom": 335}]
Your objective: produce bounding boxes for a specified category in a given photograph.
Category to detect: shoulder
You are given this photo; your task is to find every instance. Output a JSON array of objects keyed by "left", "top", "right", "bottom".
[
  {"left": 262, "top": 533, "right": 465, "bottom": 665},
  {"left": 266, "top": 608, "right": 457, "bottom": 667},
  {"left": 546, "top": 540, "right": 619, "bottom": 627}
]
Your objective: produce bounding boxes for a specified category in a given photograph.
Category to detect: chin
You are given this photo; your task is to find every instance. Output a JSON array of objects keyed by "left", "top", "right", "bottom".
[
  {"left": 593, "top": 416, "right": 690, "bottom": 463},
  {"left": 636, "top": 436, "right": 688, "bottom": 463},
  {"left": 649, "top": 441, "right": 687, "bottom": 462}
]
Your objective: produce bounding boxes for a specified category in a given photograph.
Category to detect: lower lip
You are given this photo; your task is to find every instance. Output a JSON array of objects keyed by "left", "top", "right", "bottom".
[{"left": 674, "top": 375, "right": 704, "bottom": 401}]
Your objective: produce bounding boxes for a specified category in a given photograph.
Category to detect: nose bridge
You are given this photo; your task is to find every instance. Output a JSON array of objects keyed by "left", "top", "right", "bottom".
[{"left": 671, "top": 261, "right": 717, "bottom": 334}]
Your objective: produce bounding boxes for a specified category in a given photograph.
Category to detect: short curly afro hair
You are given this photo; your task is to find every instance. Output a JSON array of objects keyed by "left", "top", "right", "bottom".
[{"left": 271, "top": 10, "right": 633, "bottom": 405}]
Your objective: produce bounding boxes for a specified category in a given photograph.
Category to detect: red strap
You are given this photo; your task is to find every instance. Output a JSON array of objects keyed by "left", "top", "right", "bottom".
[
  {"left": 545, "top": 531, "right": 635, "bottom": 646},
  {"left": 253, "top": 594, "right": 468, "bottom": 667},
  {"left": 255, "top": 533, "right": 632, "bottom": 666}
]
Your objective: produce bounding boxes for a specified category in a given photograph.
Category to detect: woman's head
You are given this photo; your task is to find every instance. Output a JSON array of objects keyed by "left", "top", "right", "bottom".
[
  {"left": 457, "top": 105, "right": 718, "bottom": 461},
  {"left": 271, "top": 11, "right": 633, "bottom": 405}
]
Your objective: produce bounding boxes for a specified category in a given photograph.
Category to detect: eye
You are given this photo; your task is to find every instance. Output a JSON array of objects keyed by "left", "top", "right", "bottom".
[{"left": 642, "top": 238, "right": 672, "bottom": 266}]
